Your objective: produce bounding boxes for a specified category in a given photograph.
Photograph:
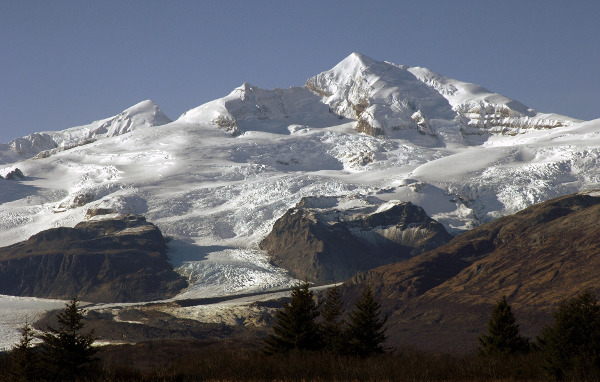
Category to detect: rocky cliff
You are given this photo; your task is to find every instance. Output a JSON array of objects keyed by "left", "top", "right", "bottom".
[
  {"left": 260, "top": 196, "right": 452, "bottom": 283},
  {"left": 0, "top": 215, "right": 187, "bottom": 302}
]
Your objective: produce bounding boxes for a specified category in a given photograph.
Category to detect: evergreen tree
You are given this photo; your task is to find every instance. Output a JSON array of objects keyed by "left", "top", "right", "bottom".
[
  {"left": 10, "top": 320, "right": 39, "bottom": 381},
  {"left": 319, "top": 286, "right": 346, "bottom": 353},
  {"left": 538, "top": 290, "right": 600, "bottom": 380},
  {"left": 265, "top": 282, "right": 321, "bottom": 354},
  {"left": 39, "top": 297, "right": 98, "bottom": 380},
  {"left": 346, "top": 286, "right": 387, "bottom": 357},
  {"left": 478, "top": 296, "right": 529, "bottom": 355}
]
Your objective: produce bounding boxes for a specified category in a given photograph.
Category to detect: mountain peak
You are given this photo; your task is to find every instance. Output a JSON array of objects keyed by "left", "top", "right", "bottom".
[
  {"left": 305, "top": 53, "right": 577, "bottom": 140},
  {"left": 306, "top": 53, "right": 457, "bottom": 141},
  {"left": 119, "top": 99, "right": 172, "bottom": 126},
  {"left": 322, "top": 52, "right": 392, "bottom": 82},
  {"left": 338, "top": 52, "right": 379, "bottom": 70},
  {"left": 123, "top": 99, "right": 160, "bottom": 114}
]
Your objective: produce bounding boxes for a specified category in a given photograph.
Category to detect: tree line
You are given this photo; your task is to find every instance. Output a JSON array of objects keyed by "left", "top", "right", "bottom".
[
  {"left": 268, "top": 284, "right": 600, "bottom": 380},
  {"left": 265, "top": 282, "right": 387, "bottom": 357}
]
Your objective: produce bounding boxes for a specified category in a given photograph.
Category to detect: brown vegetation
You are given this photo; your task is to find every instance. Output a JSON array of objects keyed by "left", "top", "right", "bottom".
[
  {"left": 340, "top": 192, "right": 600, "bottom": 352},
  {"left": 0, "top": 340, "right": 549, "bottom": 381}
]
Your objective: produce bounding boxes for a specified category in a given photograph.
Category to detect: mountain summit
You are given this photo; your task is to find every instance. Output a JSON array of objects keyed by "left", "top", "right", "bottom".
[
  {"left": 306, "top": 53, "right": 574, "bottom": 142},
  {"left": 307, "top": 52, "right": 458, "bottom": 140},
  {"left": 177, "top": 53, "right": 575, "bottom": 146}
]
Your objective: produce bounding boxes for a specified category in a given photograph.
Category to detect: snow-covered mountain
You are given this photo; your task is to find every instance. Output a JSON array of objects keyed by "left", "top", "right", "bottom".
[
  {"left": 0, "top": 53, "right": 597, "bottom": 301},
  {"left": 0, "top": 100, "right": 171, "bottom": 164},
  {"left": 307, "top": 53, "right": 574, "bottom": 142}
]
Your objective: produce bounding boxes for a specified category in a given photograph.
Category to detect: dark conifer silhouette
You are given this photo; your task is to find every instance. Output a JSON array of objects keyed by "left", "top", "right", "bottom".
[
  {"left": 319, "top": 286, "right": 346, "bottom": 353},
  {"left": 539, "top": 290, "right": 600, "bottom": 380},
  {"left": 10, "top": 320, "right": 39, "bottom": 381},
  {"left": 478, "top": 296, "right": 529, "bottom": 355},
  {"left": 265, "top": 282, "right": 321, "bottom": 353},
  {"left": 346, "top": 286, "right": 387, "bottom": 357},
  {"left": 39, "top": 297, "right": 98, "bottom": 380}
]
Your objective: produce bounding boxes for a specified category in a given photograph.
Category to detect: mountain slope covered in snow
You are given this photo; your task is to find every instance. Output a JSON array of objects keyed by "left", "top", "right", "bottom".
[
  {"left": 0, "top": 100, "right": 171, "bottom": 164},
  {"left": 0, "top": 53, "right": 597, "bottom": 301}
]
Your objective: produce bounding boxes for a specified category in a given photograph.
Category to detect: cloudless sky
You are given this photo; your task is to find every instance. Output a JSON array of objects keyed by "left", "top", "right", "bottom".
[{"left": 1, "top": 0, "right": 599, "bottom": 143}]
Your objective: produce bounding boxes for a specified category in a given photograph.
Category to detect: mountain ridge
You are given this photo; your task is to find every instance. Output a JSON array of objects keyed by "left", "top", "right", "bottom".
[
  {"left": 259, "top": 196, "right": 452, "bottom": 283},
  {"left": 0, "top": 100, "right": 171, "bottom": 164},
  {"left": 0, "top": 214, "right": 187, "bottom": 302}
]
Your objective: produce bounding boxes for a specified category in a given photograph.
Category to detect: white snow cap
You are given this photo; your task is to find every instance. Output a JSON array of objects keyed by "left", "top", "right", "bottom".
[{"left": 2, "top": 100, "right": 172, "bottom": 161}]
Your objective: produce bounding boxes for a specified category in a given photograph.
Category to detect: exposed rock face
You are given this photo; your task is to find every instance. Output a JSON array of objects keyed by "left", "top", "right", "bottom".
[
  {"left": 0, "top": 215, "right": 187, "bottom": 302},
  {"left": 260, "top": 197, "right": 452, "bottom": 283},
  {"left": 1, "top": 168, "right": 24, "bottom": 180},
  {"left": 338, "top": 191, "right": 600, "bottom": 353}
]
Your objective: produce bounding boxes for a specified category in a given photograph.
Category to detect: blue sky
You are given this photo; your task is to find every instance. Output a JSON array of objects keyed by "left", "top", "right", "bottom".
[{"left": 1, "top": 0, "right": 599, "bottom": 143}]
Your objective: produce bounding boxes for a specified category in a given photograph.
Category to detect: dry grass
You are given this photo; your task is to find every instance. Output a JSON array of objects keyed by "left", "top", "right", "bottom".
[
  {"left": 90, "top": 343, "right": 547, "bottom": 381},
  {"left": 4, "top": 339, "right": 599, "bottom": 381}
]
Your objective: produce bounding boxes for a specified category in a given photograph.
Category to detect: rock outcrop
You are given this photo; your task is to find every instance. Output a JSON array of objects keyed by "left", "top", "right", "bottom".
[
  {"left": 1, "top": 168, "right": 24, "bottom": 180},
  {"left": 260, "top": 197, "right": 452, "bottom": 283},
  {"left": 0, "top": 215, "right": 187, "bottom": 302}
]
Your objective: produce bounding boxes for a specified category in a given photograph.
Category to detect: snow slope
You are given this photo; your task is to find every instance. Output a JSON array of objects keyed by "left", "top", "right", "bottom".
[
  {"left": 0, "top": 53, "right": 598, "bottom": 307},
  {"left": 0, "top": 100, "right": 171, "bottom": 164}
]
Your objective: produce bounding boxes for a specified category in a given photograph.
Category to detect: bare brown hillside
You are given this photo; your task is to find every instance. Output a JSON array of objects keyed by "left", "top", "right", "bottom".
[{"left": 340, "top": 192, "right": 600, "bottom": 353}]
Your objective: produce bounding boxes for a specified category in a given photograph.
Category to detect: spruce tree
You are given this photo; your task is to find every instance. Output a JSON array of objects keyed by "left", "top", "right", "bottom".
[
  {"left": 10, "top": 320, "right": 39, "bottom": 381},
  {"left": 39, "top": 297, "right": 98, "bottom": 380},
  {"left": 538, "top": 290, "right": 600, "bottom": 380},
  {"left": 265, "top": 282, "right": 321, "bottom": 354},
  {"left": 346, "top": 286, "right": 387, "bottom": 357},
  {"left": 319, "top": 286, "right": 346, "bottom": 353},
  {"left": 478, "top": 296, "right": 529, "bottom": 355}
]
